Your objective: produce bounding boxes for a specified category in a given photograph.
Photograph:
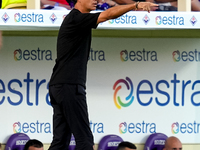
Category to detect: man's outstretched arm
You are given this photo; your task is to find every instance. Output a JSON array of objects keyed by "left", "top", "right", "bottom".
[{"left": 97, "top": 2, "right": 158, "bottom": 24}]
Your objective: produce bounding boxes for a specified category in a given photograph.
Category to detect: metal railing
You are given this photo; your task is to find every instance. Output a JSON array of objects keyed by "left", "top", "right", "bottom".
[
  {"left": 178, "top": 0, "right": 191, "bottom": 11},
  {"left": 27, "top": 0, "right": 41, "bottom": 9}
]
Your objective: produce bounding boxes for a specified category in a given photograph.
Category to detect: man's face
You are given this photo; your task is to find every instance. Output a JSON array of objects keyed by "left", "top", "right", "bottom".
[
  {"left": 166, "top": 144, "right": 182, "bottom": 150},
  {"left": 28, "top": 146, "right": 44, "bottom": 150},
  {"left": 79, "top": 0, "right": 97, "bottom": 11}
]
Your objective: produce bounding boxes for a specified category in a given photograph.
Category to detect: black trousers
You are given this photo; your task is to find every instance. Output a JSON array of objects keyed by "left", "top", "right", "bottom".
[{"left": 48, "top": 84, "right": 94, "bottom": 150}]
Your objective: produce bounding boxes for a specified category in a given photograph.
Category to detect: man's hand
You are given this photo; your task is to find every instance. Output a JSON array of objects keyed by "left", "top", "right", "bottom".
[{"left": 137, "top": 2, "right": 158, "bottom": 12}]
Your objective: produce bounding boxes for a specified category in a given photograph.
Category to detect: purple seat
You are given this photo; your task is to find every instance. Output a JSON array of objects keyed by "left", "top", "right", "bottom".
[
  {"left": 144, "top": 133, "right": 168, "bottom": 150},
  {"left": 98, "top": 134, "right": 123, "bottom": 150},
  {"left": 69, "top": 135, "right": 76, "bottom": 150},
  {"left": 5, "top": 133, "right": 30, "bottom": 150}
]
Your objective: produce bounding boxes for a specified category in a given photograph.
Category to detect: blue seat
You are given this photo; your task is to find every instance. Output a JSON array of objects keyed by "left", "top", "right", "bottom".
[
  {"left": 5, "top": 133, "right": 30, "bottom": 150},
  {"left": 98, "top": 134, "right": 123, "bottom": 150},
  {"left": 144, "top": 133, "right": 168, "bottom": 150}
]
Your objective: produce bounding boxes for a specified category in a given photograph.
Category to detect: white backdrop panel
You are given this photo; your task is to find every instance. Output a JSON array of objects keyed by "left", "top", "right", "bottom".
[{"left": 0, "top": 36, "right": 199, "bottom": 144}]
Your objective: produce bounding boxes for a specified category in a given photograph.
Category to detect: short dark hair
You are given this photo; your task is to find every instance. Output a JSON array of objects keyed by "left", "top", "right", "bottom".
[
  {"left": 117, "top": 141, "right": 137, "bottom": 150},
  {"left": 66, "top": 0, "right": 77, "bottom": 5},
  {"left": 0, "top": 143, "right": 1, "bottom": 148},
  {"left": 23, "top": 139, "right": 43, "bottom": 150},
  {"left": 71, "top": 0, "right": 77, "bottom": 4}
]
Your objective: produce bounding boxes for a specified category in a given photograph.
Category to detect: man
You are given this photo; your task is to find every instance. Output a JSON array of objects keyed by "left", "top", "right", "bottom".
[
  {"left": 48, "top": 0, "right": 158, "bottom": 150},
  {"left": 23, "top": 139, "right": 43, "bottom": 150},
  {"left": 117, "top": 141, "right": 137, "bottom": 150},
  {"left": 163, "top": 136, "right": 182, "bottom": 150}
]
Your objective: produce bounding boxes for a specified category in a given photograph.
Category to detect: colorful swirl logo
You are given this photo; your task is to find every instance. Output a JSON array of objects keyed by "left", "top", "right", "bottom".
[
  {"left": 119, "top": 122, "right": 127, "bottom": 134},
  {"left": 14, "top": 49, "right": 22, "bottom": 61},
  {"left": 155, "top": 16, "right": 161, "bottom": 25},
  {"left": 108, "top": 20, "right": 114, "bottom": 24},
  {"left": 113, "top": 77, "right": 134, "bottom": 109},
  {"left": 14, "top": 13, "right": 20, "bottom": 22},
  {"left": 171, "top": 122, "right": 179, "bottom": 134},
  {"left": 172, "top": 50, "right": 180, "bottom": 62},
  {"left": 13, "top": 122, "right": 21, "bottom": 133},
  {"left": 120, "top": 50, "right": 128, "bottom": 62}
]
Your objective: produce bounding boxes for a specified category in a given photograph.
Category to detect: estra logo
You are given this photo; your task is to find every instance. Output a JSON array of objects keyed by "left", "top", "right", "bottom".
[
  {"left": 172, "top": 50, "right": 180, "bottom": 62},
  {"left": 14, "top": 13, "right": 20, "bottom": 22},
  {"left": 119, "top": 122, "right": 127, "bottom": 134},
  {"left": 155, "top": 15, "right": 184, "bottom": 25},
  {"left": 108, "top": 14, "right": 137, "bottom": 24},
  {"left": 119, "top": 121, "right": 156, "bottom": 134},
  {"left": 13, "top": 122, "right": 21, "bottom": 133},
  {"left": 171, "top": 122, "right": 179, "bottom": 134},
  {"left": 14, "top": 48, "right": 53, "bottom": 61},
  {"left": 113, "top": 74, "right": 200, "bottom": 109},
  {"left": 120, "top": 49, "right": 158, "bottom": 62},
  {"left": 171, "top": 121, "right": 200, "bottom": 134},
  {"left": 14, "top": 49, "right": 22, "bottom": 61},
  {"left": 13, "top": 121, "right": 51, "bottom": 134},
  {"left": 14, "top": 12, "right": 44, "bottom": 23},
  {"left": 120, "top": 50, "right": 128, "bottom": 61},
  {"left": 172, "top": 49, "right": 200, "bottom": 62},
  {"left": 113, "top": 77, "right": 134, "bottom": 109}
]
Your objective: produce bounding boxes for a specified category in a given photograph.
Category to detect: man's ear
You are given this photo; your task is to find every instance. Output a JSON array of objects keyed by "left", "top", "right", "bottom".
[{"left": 163, "top": 148, "right": 166, "bottom": 150}]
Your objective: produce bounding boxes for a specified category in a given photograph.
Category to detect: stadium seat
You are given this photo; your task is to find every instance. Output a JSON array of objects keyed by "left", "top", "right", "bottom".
[
  {"left": 144, "top": 133, "right": 168, "bottom": 150},
  {"left": 1, "top": 0, "right": 27, "bottom": 9},
  {"left": 69, "top": 135, "right": 76, "bottom": 150},
  {"left": 5, "top": 133, "right": 30, "bottom": 150},
  {"left": 98, "top": 134, "right": 123, "bottom": 150},
  {"left": 2, "top": 0, "right": 41, "bottom": 9},
  {"left": 4, "top": 3, "right": 27, "bottom": 9}
]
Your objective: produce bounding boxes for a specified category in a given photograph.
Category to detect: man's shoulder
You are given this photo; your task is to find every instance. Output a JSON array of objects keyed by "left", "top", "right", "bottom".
[{"left": 69, "top": 8, "right": 82, "bottom": 15}]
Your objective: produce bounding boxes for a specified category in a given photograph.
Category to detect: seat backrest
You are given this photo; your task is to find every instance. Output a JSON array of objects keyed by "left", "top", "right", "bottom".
[
  {"left": 5, "top": 133, "right": 30, "bottom": 150},
  {"left": 98, "top": 134, "right": 123, "bottom": 150},
  {"left": 144, "top": 133, "right": 168, "bottom": 150},
  {"left": 4, "top": 3, "right": 27, "bottom": 9},
  {"left": 69, "top": 135, "right": 76, "bottom": 150}
]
